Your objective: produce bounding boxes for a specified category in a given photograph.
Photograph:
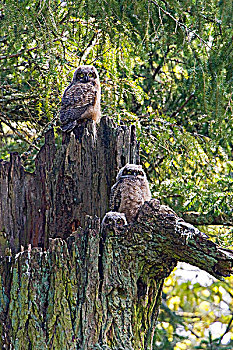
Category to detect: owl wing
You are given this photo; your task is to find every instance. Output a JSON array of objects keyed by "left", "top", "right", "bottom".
[
  {"left": 109, "top": 181, "right": 123, "bottom": 212},
  {"left": 60, "top": 82, "right": 97, "bottom": 131}
]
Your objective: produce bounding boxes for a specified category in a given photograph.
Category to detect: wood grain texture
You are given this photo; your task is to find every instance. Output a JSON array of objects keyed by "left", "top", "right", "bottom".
[
  {"left": 1, "top": 201, "right": 232, "bottom": 349},
  {"left": 0, "top": 118, "right": 232, "bottom": 350},
  {"left": 0, "top": 117, "right": 139, "bottom": 255}
]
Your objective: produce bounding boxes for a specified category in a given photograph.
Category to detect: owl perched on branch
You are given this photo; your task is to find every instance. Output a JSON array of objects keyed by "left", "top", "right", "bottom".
[
  {"left": 110, "top": 164, "right": 151, "bottom": 223},
  {"left": 60, "top": 65, "right": 101, "bottom": 132}
]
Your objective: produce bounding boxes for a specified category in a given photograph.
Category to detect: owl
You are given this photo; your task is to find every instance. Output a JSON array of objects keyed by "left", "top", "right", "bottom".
[
  {"left": 101, "top": 212, "right": 127, "bottom": 234},
  {"left": 60, "top": 65, "right": 101, "bottom": 132},
  {"left": 110, "top": 164, "right": 151, "bottom": 223}
]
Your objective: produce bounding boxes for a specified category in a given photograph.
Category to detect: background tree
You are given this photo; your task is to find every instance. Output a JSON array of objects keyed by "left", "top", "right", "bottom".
[{"left": 0, "top": 0, "right": 233, "bottom": 348}]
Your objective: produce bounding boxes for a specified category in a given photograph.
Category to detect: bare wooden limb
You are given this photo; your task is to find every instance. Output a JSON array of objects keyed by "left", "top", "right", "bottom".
[
  {"left": 169, "top": 93, "right": 195, "bottom": 119},
  {"left": 182, "top": 211, "right": 233, "bottom": 226},
  {"left": 0, "top": 45, "right": 39, "bottom": 60},
  {"left": 133, "top": 200, "right": 233, "bottom": 279},
  {"left": 151, "top": 0, "right": 211, "bottom": 49}
]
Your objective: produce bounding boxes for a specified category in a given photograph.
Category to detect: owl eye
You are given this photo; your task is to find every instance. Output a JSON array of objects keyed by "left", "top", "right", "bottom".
[
  {"left": 117, "top": 219, "right": 122, "bottom": 224},
  {"left": 104, "top": 217, "right": 110, "bottom": 224},
  {"left": 79, "top": 73, "right": 84, "bottom": 78},
  {"left": 89, "top": 72, "right": 96, "bottom": 78},
  {"left": 122, "top": 168, "right": 134, "bottom": 176}
]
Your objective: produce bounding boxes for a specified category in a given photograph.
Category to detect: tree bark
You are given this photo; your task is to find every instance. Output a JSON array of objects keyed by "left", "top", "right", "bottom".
[
  {"left": 0, "top": 117, "right": 139, "bottom": 254},
  {"left": 0, "top": 117, "right": 232, "bottom": 349}
]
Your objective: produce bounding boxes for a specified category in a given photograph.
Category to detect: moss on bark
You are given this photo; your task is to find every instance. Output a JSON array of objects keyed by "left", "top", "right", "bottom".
[{"left": 0, "top": 119, "right": 232, "bottom": 349}]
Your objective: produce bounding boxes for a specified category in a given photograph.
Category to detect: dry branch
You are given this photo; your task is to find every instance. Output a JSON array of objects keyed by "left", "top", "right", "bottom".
[
  {"left": 132, "top": 200, "right": 233, "bottom": 279},
  {"left": 182, "top": 210, "right": 233, "bottom": 226}
]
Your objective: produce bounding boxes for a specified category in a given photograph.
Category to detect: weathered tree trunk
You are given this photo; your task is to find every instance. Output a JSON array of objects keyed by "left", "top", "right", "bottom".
[
  {"left": 0, "top": 117, "right": 232, "bottom": 349},
  {"left": 0, "top": 117, "right": 138, "bottom": 254}
]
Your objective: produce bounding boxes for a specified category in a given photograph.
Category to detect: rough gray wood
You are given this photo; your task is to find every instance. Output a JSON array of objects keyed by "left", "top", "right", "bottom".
[
  {"left": 1, "top": 202, "right": 232, "bottom": 349},
  {"left": 0, "top": 117, "right": 139, "bottom": 254},
  {"left": 0, "top": 117, "right": 233, "bottom": 350}
]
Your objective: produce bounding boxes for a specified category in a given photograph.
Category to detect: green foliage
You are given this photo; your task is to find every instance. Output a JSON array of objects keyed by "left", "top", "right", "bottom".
[
  {"left": 156, "top": 266, "right": 233, "bottom": 349},
  {"left": 1, "top": 0, "right": 233, "bottom": 348},
  {"left": 138, "top": 115, "right": 233, "bottom": 221},
  {"left": 1, "top": 0, "right": 232, "bottom": 214}
]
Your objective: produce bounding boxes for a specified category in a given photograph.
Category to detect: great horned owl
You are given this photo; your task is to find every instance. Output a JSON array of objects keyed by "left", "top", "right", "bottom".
[
  {"left": 101, "top": 212, "right": 127, "bottom": 234},
  {"left": 60, "top": 65, "right": 101, "bottom": 132},
  {"left": 110, "top": 164, "right": 151, "bottom": 223}
]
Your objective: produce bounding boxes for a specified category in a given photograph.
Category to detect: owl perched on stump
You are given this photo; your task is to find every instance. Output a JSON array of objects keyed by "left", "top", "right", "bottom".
[
  {"left": 110, "top": 164, "right": 151, "bottom": 223},
  {"left": 101, "top": 212, "right": 127, "bottom": 234},
  {"left": 60, "top": 65, "right": 101, "bottom": 132}
]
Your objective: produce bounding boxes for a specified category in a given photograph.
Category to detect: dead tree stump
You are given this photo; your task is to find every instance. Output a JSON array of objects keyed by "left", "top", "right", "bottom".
[
  {"left": 0, "top": 117, "right": 139, "bottom": 254},
  {"left": 0, "top": 117, "right": 232, "bottom": 350}
]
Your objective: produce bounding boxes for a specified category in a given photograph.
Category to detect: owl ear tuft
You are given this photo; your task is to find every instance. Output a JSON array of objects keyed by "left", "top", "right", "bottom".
[{"left": 72, "top": 71, "right": 78, "bottom": 82}]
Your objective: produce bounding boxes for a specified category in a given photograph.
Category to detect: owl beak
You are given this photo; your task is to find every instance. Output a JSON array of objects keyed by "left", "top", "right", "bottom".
[{"left": 83, "top": 74, "right": 89, "bottom": 82}]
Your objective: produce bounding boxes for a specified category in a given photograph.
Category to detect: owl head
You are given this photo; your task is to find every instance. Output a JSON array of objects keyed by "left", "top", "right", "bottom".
[
  {"left": 101, "top": 212, "right": 127, "bottom": 233},
  {"left": 72, "top": 65, "right": 99, "bottom": 84},
  {"left": 116, "top": 163, "right": 146, "bottom": 182}
]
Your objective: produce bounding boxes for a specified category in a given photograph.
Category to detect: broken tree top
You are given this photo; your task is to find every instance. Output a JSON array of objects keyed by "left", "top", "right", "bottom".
[
  {"left": 0, "top": 117, "right": 232, "bottom": 279},
  {"left": 0, "top": 117, "right": 233, "bottom": 350}
]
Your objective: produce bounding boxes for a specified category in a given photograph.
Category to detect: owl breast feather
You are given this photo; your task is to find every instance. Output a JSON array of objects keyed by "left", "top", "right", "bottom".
[
  {"left": 60, "top": 82, "right": 97, "bottom": 129},
  {"left": 61, "top": 82, "right": 96, "bottom": 109}
]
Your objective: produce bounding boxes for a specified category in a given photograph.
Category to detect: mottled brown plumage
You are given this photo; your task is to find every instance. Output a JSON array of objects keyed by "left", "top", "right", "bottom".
[
  {"left": 110, "top": 164, "right": 151, "bottom": 223},
  {"left": 60, "top": 65, "right": 101, "bottom": 132}
]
